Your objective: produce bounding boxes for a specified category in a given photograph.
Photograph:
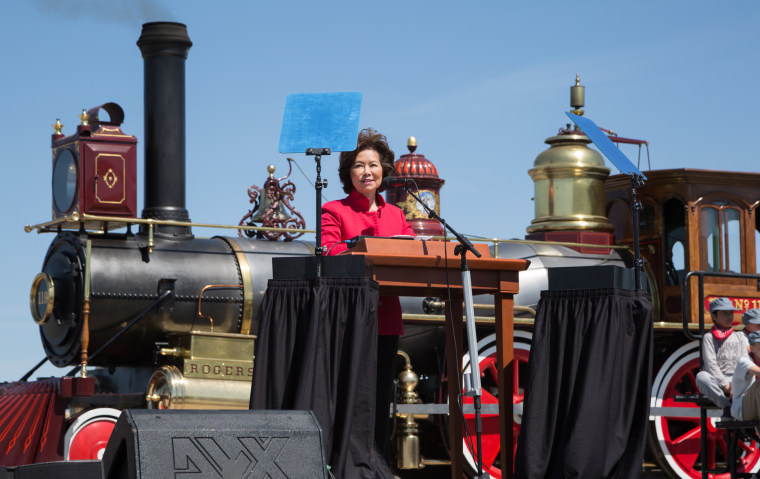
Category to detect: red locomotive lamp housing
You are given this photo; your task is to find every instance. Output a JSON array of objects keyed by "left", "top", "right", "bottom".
[
  {"left": 385, "top": 136, "right": 445, "bottom": 237},
  {"left": 51, "top": 102, "right": 137, "bottom": 221}
]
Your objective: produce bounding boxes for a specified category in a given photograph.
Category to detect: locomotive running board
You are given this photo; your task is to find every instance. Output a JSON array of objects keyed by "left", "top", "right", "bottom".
[
  {"left": 394, "top": 404, "right": 718, "bottom": 418},
  {"left": 649, "top": 407, "right": 725, "bottom": 418},
  {"left": 395, "top": 403, "right": 500, "bottom": 415}
]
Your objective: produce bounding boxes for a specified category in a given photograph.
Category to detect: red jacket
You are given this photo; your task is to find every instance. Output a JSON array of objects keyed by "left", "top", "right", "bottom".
[{"left": 321, "top": 189, "right": 415, "bottom": 335}]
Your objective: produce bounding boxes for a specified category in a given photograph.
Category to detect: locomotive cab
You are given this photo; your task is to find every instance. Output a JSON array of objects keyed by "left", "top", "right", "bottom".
[{"left": 606, "top": 168, "right": 760, "bottom": 325}]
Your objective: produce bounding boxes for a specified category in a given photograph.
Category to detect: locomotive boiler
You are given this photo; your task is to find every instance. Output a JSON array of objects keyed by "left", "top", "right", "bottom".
[
  {"left": 35, "top": 232, "right": 311, "bottom": 369},
  {"left": 5, "top": 20, "right": 760, "bottom": 479}
]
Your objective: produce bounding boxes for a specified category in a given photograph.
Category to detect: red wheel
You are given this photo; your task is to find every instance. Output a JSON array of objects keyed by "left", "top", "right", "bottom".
[
  {"left": 64, "top": 408, "right": 120, "bottom": 460},
  {"left": 650, "top": 342, "right": 760, "bottom": 478},
  {"left": 460, "top": 331, "right": 531, "bottom": 478}
]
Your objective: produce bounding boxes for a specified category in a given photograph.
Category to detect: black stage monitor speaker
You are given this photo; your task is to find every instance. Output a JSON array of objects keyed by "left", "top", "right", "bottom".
[
  {"left": 101, "top": 409, "right": 327, "bottom": 479},
  {"left": 0, "top": 460, "right": 102, "bottom": 479}
]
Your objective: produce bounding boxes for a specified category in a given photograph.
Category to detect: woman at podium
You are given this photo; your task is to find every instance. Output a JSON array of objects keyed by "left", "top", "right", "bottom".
[{"left": 321, "top": 127, "right": 415, "bottom": 459}]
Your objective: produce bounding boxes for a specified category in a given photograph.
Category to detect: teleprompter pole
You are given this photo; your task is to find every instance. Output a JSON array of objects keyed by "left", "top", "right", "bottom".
[
  {"left": 307, "top": 148, "right": 330, "bottom": 277},
  {"left": 631, "top": 173, "right": 644, "bottom": 290}
]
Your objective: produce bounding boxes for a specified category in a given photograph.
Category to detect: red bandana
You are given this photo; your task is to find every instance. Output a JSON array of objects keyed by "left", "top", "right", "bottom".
[{"left": 711, "top": 325, "right": 734, "bottom": 340}]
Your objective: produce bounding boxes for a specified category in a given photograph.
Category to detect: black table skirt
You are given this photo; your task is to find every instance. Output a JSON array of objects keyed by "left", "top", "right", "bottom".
[
  {"left": 250, "top": 276, "right": 392, "bottom": 479},
  {"left": 514, "top": 288, "right": 654, "bottom": 479}
]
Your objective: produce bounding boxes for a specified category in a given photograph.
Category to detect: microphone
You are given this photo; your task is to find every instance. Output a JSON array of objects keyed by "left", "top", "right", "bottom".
[{"left": 381, "top": 176, "right": 415, "bottom": 188}]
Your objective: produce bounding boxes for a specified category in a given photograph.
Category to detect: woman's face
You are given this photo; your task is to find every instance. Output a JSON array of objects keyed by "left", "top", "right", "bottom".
[{"left": 350, "top": 149, "right": 383, "bottom": 199}]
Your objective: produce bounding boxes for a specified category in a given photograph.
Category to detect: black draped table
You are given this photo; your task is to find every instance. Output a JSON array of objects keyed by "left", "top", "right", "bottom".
[{"left": 252, "top": 241, "right": 529, "bottom": 479}]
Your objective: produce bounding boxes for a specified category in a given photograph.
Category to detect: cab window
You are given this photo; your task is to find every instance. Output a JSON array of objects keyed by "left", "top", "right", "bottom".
[
  {"left": 701, "top": 203, "right": 742, "bottom": 273},
  {"left": 755, "top": 212, "right": 759, "bottom": 274},
  {"left": 640, "top": 204, "right": 656, "bottom": 231},
  {"left": 664, "top": 198, "right": 686, "bottom": 285}
]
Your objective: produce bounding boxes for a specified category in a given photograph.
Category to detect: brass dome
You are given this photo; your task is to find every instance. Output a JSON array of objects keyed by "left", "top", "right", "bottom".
[{"left": 527, "top": 132, "right": 614, "bottom": 233}]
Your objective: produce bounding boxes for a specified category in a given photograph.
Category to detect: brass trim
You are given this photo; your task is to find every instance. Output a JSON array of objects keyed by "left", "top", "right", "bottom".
[
  {"left": 401, "top": 313, "right": 535, "bottom": 326},
  {"left": 423, "top": 300, "right": 537, "bottom": 318},
  {"left": 52, "top": 119, "right": 64, "bottom": 135},
  {"left": 197, "top": 284, "right": 243, "bottom": 330},
  {"left": 24, "top": 214, "right": 625, "bottom": 256},
  {"left": 217, "top": 238, "right": 254, "bottom": 335},
  {"left": 397, "top": 190, "right": 440, "bottom": 219},
  {"left": 30, "top": 273, "right": 55, "bottom": 325},
  {"left": 526, "top": 217, "right": 616, "bottom": 233},
  {"left": 92, "top": 126, "right": 130, "bottom": 137},
  {"left": 104, "top": 168, "right": 117, "bottom": 189},
  {"left": 528, "top": 165, "right": 611, "bottom": 180},
  {"left": 94, "top": 154, "right": 126, "bottom": 204},
  {"left": 146, "top": 365, "right": 252, "bottom": 410},
  {"left": 472, "top": 304, "right": 537, "bottom": 317},
  {"left": 25, "top": 213, "right": 317, "bottom": 235},
  {"left": 463, "top": 235, "right": 631, "bottom": 251},
  {"left": 405, "top": 312, "right": 704, "bottom": 332},
  {"left": 173, "top": 330, "right": 257, "bottom": 339}
]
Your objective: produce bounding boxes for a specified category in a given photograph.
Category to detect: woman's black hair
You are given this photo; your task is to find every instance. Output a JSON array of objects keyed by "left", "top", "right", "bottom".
[{"left": 338, "top": 128, "right": 395, "bottom": 194}]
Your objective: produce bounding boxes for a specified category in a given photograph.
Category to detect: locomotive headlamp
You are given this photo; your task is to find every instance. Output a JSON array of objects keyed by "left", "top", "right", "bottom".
[
  {"left": 52, "top": 148, "right": 78, "bottom": 214},
  {"left": 50, "top": 102, "right": 137, "bottom": 223},
  {"left": 30, "top": 272, "right": 55, "bottom": 325}
]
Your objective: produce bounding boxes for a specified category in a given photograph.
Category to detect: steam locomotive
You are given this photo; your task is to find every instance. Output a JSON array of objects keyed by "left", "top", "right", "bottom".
[{"left": 4, "top": 20, "right": 760, "bottom": 479}]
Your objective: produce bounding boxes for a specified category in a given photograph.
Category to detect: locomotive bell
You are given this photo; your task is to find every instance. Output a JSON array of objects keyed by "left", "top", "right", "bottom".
[
  {"left": 248, "top": 165, "right": 292, "bottom": 223},
  {"left": 248, "top": 195, "right": 290, "bottom": 223},
  {"left": 527, "top": 77, "right": 613, "bottom": 234}
]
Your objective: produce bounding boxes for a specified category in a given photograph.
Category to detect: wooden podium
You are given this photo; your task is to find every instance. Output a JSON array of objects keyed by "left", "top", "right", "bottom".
[{"left": 344, "top": 238, "right": 529, "bottom": 479}]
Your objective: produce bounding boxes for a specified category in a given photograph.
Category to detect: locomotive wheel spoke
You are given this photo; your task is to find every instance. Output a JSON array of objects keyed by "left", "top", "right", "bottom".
[
  {"left": 739, "top": 436, "right": 759, "bottom": 456},
  {"left": 665, "top": 422, "right": 701, "bottom": 462},
  {"left": 459, "top": 332, "right": 532, "bottom": 479}
]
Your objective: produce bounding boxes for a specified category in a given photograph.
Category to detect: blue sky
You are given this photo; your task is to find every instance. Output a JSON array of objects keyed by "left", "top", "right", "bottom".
[{"left": 2, "top": 1, "right": 759, "bottom": 380}]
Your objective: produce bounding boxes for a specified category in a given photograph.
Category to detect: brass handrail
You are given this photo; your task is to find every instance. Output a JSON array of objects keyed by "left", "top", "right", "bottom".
[
  {"left": 197, "top": 284, "right": 244, "bottom": 330},
  {"left": 25, "top": 212, "right": 316, "bottom": 235},
  {"left": 25, "top": 213, "right": 632, "bottom": 257}
]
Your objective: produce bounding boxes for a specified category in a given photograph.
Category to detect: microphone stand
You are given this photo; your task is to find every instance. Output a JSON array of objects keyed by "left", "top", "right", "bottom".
[{"left": 402, "top": 183, "right": 489, "bottom": 479}]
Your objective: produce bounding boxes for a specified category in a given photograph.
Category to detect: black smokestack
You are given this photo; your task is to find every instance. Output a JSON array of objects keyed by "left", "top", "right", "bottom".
[{"left": 137, "top": 22, "right": 192, "bottom": 236}]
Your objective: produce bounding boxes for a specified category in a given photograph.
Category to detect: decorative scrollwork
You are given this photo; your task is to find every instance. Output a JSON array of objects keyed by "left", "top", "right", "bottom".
[{"left": 238, "top": 160, "right": 305, "bottom": 241}]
